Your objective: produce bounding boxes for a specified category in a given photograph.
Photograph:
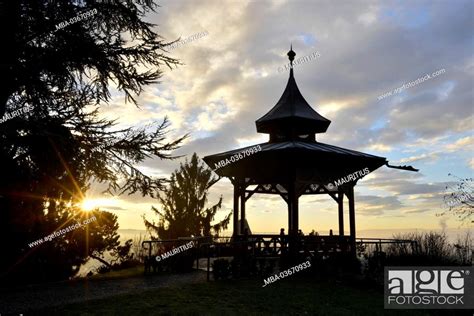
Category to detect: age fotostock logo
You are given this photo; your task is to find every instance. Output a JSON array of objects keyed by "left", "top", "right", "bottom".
[{"left": 384, "top": 267, "right": 474, "bottom": 309}]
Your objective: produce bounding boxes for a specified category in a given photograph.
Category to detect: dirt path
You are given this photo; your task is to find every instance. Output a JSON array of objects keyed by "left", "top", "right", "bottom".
[{"left": 0, "top": 270, "right": 207, "bottom": 315}]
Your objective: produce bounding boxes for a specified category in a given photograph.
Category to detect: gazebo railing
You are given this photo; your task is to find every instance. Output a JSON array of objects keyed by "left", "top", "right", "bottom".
[
  {"left": 141, "top": 237, "right": 202, "bottom": 273},
  {"left": 355, "top": 237, "right": 419, "bottom": 254},
  {"left": 141, "top": 235, "right": 417, "bottom": 278},
  {"left": 141, "top": 235, "right": 417, "bottom": 259}
]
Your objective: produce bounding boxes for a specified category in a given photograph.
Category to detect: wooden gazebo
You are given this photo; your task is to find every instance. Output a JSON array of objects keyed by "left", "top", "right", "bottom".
[{"left": 203, "top": 47, "right": 416, "bottom": 255}]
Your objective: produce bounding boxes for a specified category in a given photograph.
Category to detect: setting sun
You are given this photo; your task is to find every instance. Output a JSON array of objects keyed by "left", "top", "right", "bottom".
[
  {"left": 80, "top": 199, "right": 97, "bottom": 211},
  {"left": 80, "top": 198, "right": 118, "bottom": 212}
]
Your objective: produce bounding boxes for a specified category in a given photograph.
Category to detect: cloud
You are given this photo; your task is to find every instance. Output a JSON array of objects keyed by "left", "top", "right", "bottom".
[
  {"left": 87, "top": 0, "right": 473, "bottom": 231},
  {"left": 446, "top": 136, "right": 474, "bottom": 151},
  {"left": 399, "top": 153, "right": 438, "bottom": 163},
  {"left": 102, "top": 206, "right": 127, "bottom": 211},
  {"left": 356, "top": 195, "right": 404, "bottom": 215},
  {"left": 366, "top": 177, "right": 446, "bottom": 196},
  {"left": 367, "top": 143, "right": 393, "bottom": 152},
  {"left": 403, "top": 209, "right": 431, "bottom": 214}
]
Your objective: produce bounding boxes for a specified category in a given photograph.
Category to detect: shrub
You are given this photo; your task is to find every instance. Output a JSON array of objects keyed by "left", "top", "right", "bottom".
[
  {"left": 385, "top": 232, "right": 465, "bottom": 265},
  {"left": 362, "top": 231, "right": 472, "bottom": 286}
]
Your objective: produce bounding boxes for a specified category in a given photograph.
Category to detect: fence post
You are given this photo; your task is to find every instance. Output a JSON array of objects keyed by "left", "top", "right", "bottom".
[
  {"left": 196, "top": 241, "right": 199, "bottom": 270},
  {"left": 207, "top": 244, "right": 210, "bottom": 281}
]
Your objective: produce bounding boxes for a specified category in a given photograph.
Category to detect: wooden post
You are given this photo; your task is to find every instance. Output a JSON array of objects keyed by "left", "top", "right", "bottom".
[
  {"left": 240, "top": 183, "right": 246, "bottom": 234},
  {"left": 288, "top": 184, "right": 295, "bottom": 235},
  {"left": 284, "top": 182, "right": 299, "bottom": 236},
  {"left": 287, "top": 197, "right": 292, "bottom": 235},
  {"left": 233, "top": 181, "right": 240, "bottom": 236},
  {"left": 206, "top": 245, "right": 210, "bottom": 281},
  {"left": 286, "top": 182, "right": 299, "bottom": 259},
  {"left": 338, "top": 190, "right": 344, "bottom": 236},
  {"left": 292, "top": 185, "right": 299, "bottom": 235},
  {"left": 347, "top": 186, "right": 356, "bottom": 256}
]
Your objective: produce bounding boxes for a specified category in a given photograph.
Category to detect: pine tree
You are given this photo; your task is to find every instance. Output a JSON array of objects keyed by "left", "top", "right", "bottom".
[{"left": 144, "top": 153, "right": 232, "bottom": 239}]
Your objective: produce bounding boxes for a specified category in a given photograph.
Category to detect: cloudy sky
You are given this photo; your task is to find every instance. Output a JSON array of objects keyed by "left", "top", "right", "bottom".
[{"left": 84, "top": 0, "right": 473, "bottom": 237}]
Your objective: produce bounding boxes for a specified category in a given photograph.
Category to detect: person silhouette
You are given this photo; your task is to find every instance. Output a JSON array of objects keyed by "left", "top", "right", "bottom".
[{"left": 279, "top": 228, "right": 287, "bottom": 253}]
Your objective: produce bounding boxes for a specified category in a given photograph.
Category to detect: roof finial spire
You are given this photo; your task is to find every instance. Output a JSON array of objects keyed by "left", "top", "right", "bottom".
[{"left": 287, "top": 44, "right": 296, "bottom": 68}]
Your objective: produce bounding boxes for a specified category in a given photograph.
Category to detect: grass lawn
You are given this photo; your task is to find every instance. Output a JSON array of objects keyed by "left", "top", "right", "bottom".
[
  {"left": 36, "top": 273, "right": 449, "bottom": 316},
  {"left": 86, "top": 265, "right": 144, "bottom": 281}
]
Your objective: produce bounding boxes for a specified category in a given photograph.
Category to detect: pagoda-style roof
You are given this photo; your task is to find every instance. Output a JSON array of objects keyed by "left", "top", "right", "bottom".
[
  {"left": 256, "top": 68, "right": 330, "bottom": 136},
  {"left": 203, "top": 141, "right": 387, "bottom": 187},
  {"left": 256, "top": 47, "right": 330, "bottom": 139}
]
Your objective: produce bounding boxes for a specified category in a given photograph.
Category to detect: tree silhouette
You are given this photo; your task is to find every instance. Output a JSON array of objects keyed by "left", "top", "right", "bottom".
[
  {"left": 19, "top": 209, "right": 131, "bottom": 282},
  {"left": 144, "top": 153, "right": 232, "bottom": 239},
  {"left": 0, "top": 0, "right": 185, "bottom": 283},
  {"left": 439, "top": 174, "right": 474, "bottom": 223},
  {"left": 0, "top": 0, "right": 180, "bottom": 117}
]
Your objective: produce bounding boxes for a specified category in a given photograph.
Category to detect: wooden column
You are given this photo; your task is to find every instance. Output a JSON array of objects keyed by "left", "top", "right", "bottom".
[
  {"left": 288, "top": 183, "right": 299, "bottom": 235},
  {"left": 233, "top": 181, "right": 240, "bottom": 236},
  {"left": 288, "top": 184, "right": 293, "bottom": 235},
  {"left": 240, "top": 183, "right": 246, "bottom": 234},
  {"left": 287, "top": 198, "right": 292, "bottom": 235},
  {"left": 347, "top": 186, "right": 356, "bottom": 255},
  {"left": 292, "top": 187, "right": 299, "bottom": 235},
  {"left": 338, "top": 189, "right": 344, "bottom": 236}
]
